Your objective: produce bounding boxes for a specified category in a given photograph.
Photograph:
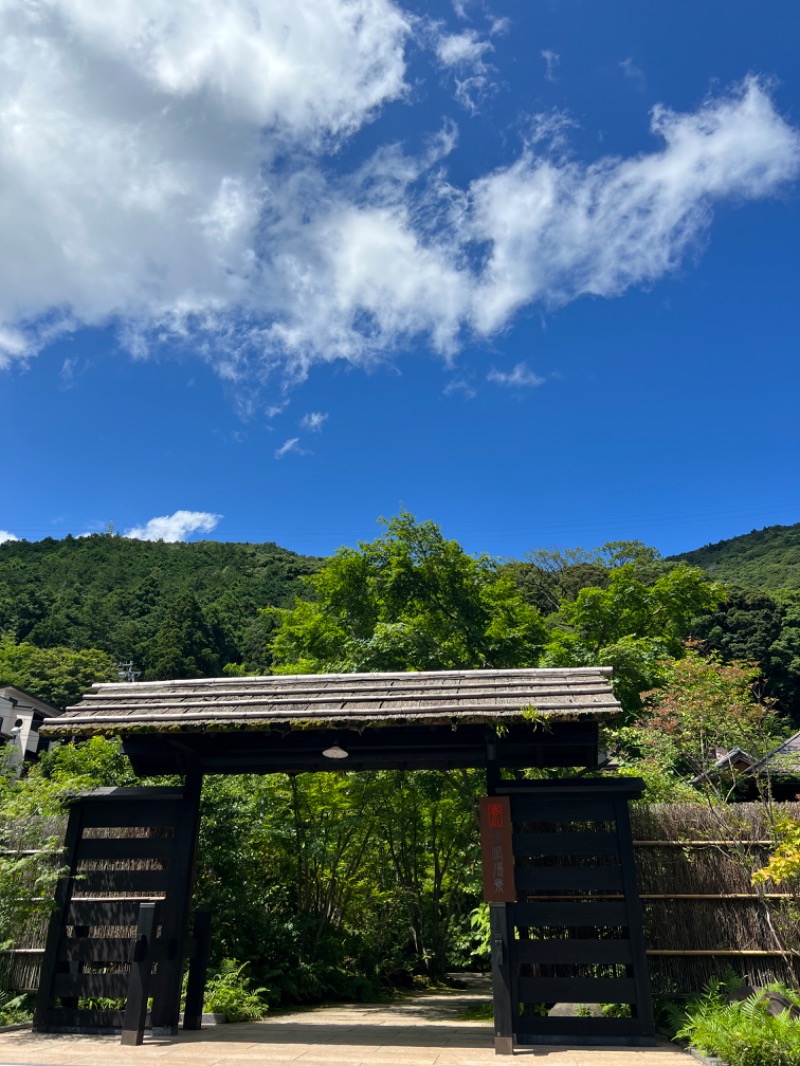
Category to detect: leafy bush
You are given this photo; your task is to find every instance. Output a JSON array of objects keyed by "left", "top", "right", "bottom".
[
  {"left": 0, "top": 989, "right": 30, "bottom": 1025},
  {"left": 203, "top": 959, "right": 268, "bottom": 1022},
  {"left": 677, "top": 978, "right": 800, "bottom": 1066}
]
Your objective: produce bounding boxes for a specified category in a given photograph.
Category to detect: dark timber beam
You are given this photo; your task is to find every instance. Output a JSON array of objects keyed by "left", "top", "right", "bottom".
[{"left": 122, "top": 721, "right": 600, "bottom": 776}]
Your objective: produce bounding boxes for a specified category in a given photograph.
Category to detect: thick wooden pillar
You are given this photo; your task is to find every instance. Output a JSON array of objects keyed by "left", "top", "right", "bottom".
[
  {"left": 150, "top": 772, "right": 203, "bottom": 1031},
  {"left": 485, "top": 751, "right": 513, "bottom": 1055},
  {"left": 489, "top": 904, "right": 514, "bottom": 1055}
]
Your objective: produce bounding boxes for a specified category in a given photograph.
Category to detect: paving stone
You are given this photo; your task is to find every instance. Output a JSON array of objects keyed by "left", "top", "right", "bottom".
[{"left": 0, "top": 986, "right": 690, "bottom": 1066}]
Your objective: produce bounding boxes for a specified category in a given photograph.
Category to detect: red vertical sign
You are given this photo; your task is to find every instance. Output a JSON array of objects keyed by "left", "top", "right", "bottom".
[{"left": 479, "top": 796, "right": 516, "bottom": 903}]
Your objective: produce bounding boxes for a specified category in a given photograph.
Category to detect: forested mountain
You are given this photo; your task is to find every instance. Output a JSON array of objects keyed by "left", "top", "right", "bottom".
[
  {"left": 2, "top": 520, "right": 800, "bottom": 716},
  {"left": 0, "top": 535, "right": 321, "bottom": 686},
  {"left": 673, "top": 523, "right": 800, "bottom": 591}
]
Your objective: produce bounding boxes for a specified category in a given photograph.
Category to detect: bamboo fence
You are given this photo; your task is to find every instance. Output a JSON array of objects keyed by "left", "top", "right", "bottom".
[{"left": 631, "top": 802, "right": 800, "bottom": 992}]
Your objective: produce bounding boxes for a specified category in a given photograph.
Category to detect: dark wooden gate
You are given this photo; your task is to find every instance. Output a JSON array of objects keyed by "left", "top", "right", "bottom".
[
  {"left": 33, "top": 783, "right": 202, "bottom": 1035},
  {"left": 489, "top": 779, "right": 655, "bottom": 1051}
]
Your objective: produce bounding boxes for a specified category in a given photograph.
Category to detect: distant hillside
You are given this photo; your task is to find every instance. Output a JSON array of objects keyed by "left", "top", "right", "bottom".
[
  {"left": 0, "top": 535, "right": 321, "bottom": 677},
  {"left": 672, "top": 523, "right": 800, "bottom": 591}
]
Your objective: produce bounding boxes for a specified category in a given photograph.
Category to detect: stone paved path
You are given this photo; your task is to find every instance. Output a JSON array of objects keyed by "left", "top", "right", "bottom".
[{"left": 0, "top": 980, "right": 690, "bottom": 1066}]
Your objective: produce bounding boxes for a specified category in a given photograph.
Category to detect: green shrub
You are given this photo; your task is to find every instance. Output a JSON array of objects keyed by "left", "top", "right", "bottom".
[
  {"left": 203, "top": 959, "right": 268, "bottom": 1022},
  {"left": 0, "top": 989, "right": 30, "bottom": 1026},
  {"left": 677, "top": 979, "right": 800, "bottom": 1066}
]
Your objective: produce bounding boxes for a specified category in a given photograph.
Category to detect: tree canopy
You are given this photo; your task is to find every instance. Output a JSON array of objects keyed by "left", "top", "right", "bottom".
[{"left": 269, "top": 513, "right": 548, "bottom": 673}]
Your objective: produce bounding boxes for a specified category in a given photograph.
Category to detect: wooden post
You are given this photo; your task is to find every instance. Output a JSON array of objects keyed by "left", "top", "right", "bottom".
[
  {"left": 614, "top": 797, "right": 655, "bottom": 1036},
  {"left": 33, "top": 800, "right": 83, "bottom": 1029},
  {"left": 150, "top": 772, "right": 203, "bottom": 1032},
  {"left": 183, "top": 909, "right": 212, "bottom": 1030},
  {"left": 121, "top": 902, "right": 159, "bottom": 1046},
  {"left": 490, "top": 903, "right": 514, "bottom": 1055}
]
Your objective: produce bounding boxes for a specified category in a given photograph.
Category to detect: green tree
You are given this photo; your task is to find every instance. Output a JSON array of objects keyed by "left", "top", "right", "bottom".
[
  {"left": 0, "top": 637, "right": 116, "bottom": 708},
  {"left": 146, "top": 591, "right": 221, "bottom": 679},
  {"left": 269, "top": 513, "right": 547, "bottom": 673},
  {"left": 543, "top": 563, "right": 724, "bottom": 712},
  {"left": 608, "top": 647, "right": 787, "bottom": 794},
  {"left": 503, "top": 540, "right": 668, "bottom": 615}
]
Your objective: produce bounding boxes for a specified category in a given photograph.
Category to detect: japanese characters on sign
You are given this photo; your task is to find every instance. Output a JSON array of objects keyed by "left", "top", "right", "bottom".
[{"left": 479, "top": 795, "right": 516, "bottom": 903}]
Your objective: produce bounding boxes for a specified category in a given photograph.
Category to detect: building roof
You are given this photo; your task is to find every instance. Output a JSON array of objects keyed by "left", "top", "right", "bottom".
[
  {"left": 748, "top": 730, "right": 800, "bottom": 781},
  {"left": 42, "top": 666, "right": 621, "bottom": 738},
  {"left": 0, "top": 684, "right": 63, "bottom": 720}
]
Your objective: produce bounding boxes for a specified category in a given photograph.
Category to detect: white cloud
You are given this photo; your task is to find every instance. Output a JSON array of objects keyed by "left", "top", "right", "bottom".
[
  {"left": 467, "top": 78, "right": 800, "bottom": 333},
  {"left": 300, "top": 411, "right": 328, "bottom": 432},
  {"left": 60, "top": 356, "right": 78, "bottom": 388},
  {"left": 541, "top": 49, "right": 560, "bottom": 82},
  {"left": 0, "top": 0, "right": 410, "bottom": 363},
  {"left": 435, "top": 29, "right": 494, "bottom": 111},
  {"left": 124, "top": 510, "right": 221, "bottom": 542},
  {"left": 274, "top": 437, "right": 302, "bottom": 459},
  {"left": 0, "top": 0, "right": 796, "bottom": 401},
  {"left": 487, "top": 362, "right": 544, "bottom": 387},
  {"left": 0, "top": 530, "right": 19, "bottom": 544},
  {"left": 437, "top": 30, "right": 492, "bottom": 68}
]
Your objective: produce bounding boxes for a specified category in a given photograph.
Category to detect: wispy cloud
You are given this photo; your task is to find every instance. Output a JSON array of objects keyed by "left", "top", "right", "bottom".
[
  {"left": 275, "top": 437, "right": 304, "bottom": 459},
  {"left": 487, "top": 363, "right": 545, "bottom": 388},
  {"left": 300, "top": 411, "right": 329, "bottom": 432},
  {"left": 0, "top": 530, "right": 19, "bottom": 544},
  {"left": 541, "top": 49, "right": 560, "bottom": 82},
  {"left": 435, "top": 29, "right": 495, "bottom": 111},
  {"left": 60, "top": 356, "right": 78, "bottom": 388},
  {"left": 124, "top": 510, "right": 221, "bottom": 542},
  {"left": 619, "top": 58, "right": 646, "bottom": 92},
  {"left": 437, "top": 30, "right": 492, "bottom": 67},
  {"left": 443, "top": 376, "right": 477, "bottom": 399}
]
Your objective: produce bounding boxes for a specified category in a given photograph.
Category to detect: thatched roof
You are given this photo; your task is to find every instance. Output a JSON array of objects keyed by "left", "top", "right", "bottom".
[{"left": 42, "top": 667, "right": 621, "bottom": 738}]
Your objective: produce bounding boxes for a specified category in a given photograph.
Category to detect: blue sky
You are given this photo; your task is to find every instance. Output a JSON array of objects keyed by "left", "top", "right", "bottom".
[{"left": 2, "top": 0, "right": 799, "bottom": 560}]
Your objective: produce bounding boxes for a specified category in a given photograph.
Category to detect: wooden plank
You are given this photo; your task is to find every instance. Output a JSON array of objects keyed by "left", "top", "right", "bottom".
[
  {"left": 74, "top": 686, "right": 617, "bottom": 709},
  {"left": 512, "top": 901, "right": 628, "bottom": 926},
  {"left": 183, "top": 909, "right": 212, "bottom": 1031},
  {"left": 78, "top": 837, "right": 173, "bottom": 860},
  {"left": 518, "top": 975, "right": 637, "bottom": 1004},
  {"left": 53, "top": 972, "right": 130, "bottom": 999},
  {"left": 514, "top": 938, "right": 633, "bottom": 965},
  {"left": 513, "top": 832, "right": 619, "bottom": 858},
  {"left": 150, "top": 773, "right": 203, "bottom": 1031},
  {"left": 41, "top": 1008, "right": 125, "bottom": 1030},
  {"left": 500, "top": 778, "right": 644, "bottom": 797},
  {"left": 490, "top": 903, "right": 514, "bottom": 1056},
  {"left": 531, "top": 893, "right": 795, "bottom": 900},
  {"left": 639, "top": 893, "right": 793, "bottom": 900},
  {"left": 614, "top": 796, "right": 655, "bottom": 1036},
  {"left": 516, "top": 1015, "right": 643, "bottom": 1038},
  {"left": 633, "top": 840, "right": 772, "bottom": 846},
  {"left": 74, "top": 870, "right": 169, "bottom": 894},
  {"left": 121, "top": 902, "right": 158, "bottom": 1046},
  {"left": 80, "top": 805, "right": 180, "bottom": 830},
  {"left": 58, "top": 938, "right": 135, "bottom": 963},
  {"left": 510, "top": 797, "right": 617, "bottom": 822},
  {"left": 514, "top": 866, "right": 624, "bottom": 892},
  {"left": 68, "top": 899, "right": 158, "bottom": 925},
  {"left": 647, "top": 950, "right": 800, "bottom": 957}
]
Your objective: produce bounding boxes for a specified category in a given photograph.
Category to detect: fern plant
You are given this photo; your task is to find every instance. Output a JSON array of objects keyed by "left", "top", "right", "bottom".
[
  {"left": 677, "top": 979, "right": 800, "bottom": 1066},
  {"left": 202, "top": 959, "right": 268, "bottom": 1023},
  {"left": 0, "top": 989, "right": 30, "bottom": 1026}
]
